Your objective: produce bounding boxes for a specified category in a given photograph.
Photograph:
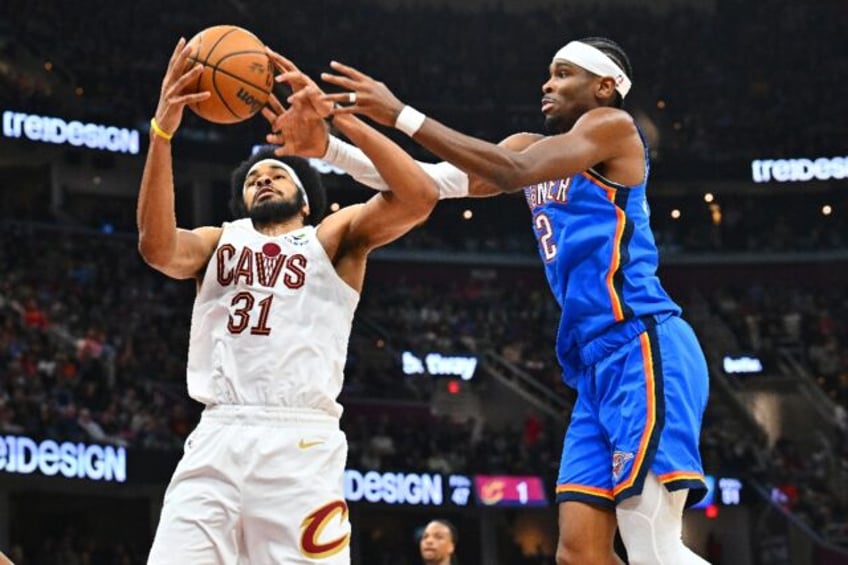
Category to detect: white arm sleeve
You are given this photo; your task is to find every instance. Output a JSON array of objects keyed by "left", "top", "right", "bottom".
[{"left": 320, "top": 135, "right": 469, "bottom": 199}]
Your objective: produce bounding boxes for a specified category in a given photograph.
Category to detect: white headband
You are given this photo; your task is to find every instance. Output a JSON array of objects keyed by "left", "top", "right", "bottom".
[
  {"left": 552, "top": 41, "right": 632, "bottom": 98},
  {"left": 246, "top": 158, "right": 309, "bottom": 208}
]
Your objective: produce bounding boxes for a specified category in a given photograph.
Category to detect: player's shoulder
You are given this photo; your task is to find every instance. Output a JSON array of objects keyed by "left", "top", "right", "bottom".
[
  {"left": 184, "top": 224, "right": 223, "bottom": 243},
  {"left": 576, "top": 107, "right": 636, "bottom": 133},
  {"left": 500, "top": 132, "right": 545, "bottom": 151}
]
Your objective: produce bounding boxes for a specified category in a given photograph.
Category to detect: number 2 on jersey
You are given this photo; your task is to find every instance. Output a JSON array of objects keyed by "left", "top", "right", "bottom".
[
  {"left": 534, "top": 212, "right": 558, "bottom": 261},
  {"left": 227, "top": 291, "right": 274, "bottom": 335}
]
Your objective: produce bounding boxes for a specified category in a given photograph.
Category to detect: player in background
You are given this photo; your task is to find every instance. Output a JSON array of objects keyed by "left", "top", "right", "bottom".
[
  {"left": 265, "top": 38, "right": 710, "bottom": 565},
  {"left": 137, "top": 38, "right": 438, "bottom": 564},
  {"left": 419, "top": 519, "right": 458, "bottom": 565}
]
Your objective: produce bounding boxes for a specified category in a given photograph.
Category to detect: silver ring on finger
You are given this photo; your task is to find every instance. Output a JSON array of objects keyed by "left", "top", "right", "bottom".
[{"left": 348, "top": 92, "right": 356, "bottom": 104}]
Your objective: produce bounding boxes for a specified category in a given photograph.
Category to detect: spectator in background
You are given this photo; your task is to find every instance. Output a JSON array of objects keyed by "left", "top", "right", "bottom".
[{"left": 419, "top": 519, "right": 458, "bottom": 565}]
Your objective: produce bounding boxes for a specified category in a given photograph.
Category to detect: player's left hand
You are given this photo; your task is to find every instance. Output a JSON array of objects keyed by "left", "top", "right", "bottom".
[{"left": 320, "top": 61, "right": 405, "bottom": 128}]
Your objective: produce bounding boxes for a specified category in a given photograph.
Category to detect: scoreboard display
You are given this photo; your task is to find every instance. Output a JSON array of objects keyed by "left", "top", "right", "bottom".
[{"left": 474, "top": 475, "right": 548, "bottom": 507}]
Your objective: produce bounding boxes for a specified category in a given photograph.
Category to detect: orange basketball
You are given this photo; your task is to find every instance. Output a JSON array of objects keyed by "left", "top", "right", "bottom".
[{"left": 185, "top": 25, "right": 273, "bottom": 124}]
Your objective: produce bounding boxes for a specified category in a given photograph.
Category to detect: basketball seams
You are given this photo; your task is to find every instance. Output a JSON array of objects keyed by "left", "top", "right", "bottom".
[
  {"left": 202, "top": 26, "right": 240, "bottom": 66},
  {"left": 210, "top": 51, "right": 273, "bottom": 92},
  {"left": 211, "top": 67, "right": 244, "bottom": 121},
  {"left": 185, "top": 26, "right": 271, "bottom": 123}
]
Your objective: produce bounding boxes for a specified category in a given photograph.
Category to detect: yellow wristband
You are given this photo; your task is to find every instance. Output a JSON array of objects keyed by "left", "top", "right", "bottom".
[{"left": 150, "top": 117, "right": 174, "bottom": 141}]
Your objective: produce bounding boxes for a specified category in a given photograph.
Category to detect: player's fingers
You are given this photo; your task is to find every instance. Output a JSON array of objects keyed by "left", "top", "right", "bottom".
[
  {"left": 265, "top": 132, "right": 285, "bottom": 145},
  {"left": 274, "top": 144, "right": 295, "bottom": 157},
  {"left": 286, "top": 87, "right": 321, "bottom": 106},
  {"left": 172, "top": 91, "right": 211, "bottom": 106},
  {"left": 275, "top": 70, "right": 308, "bottom": 88},
  {"left": 286, "top": 90, "right": 305, "bottom": 106},
  {"left": 321, "top": 93, "right": 359, "bottom": 106},
  {"left": 260, "top": 107, "right": 278, "bottom": 126},
  {"left": 167, "top": 65, "right": 202, "bottom": 97},
  {"left": 174, "top": 63, "right": 204, "bottom": 86},
  {"left": 167, "top": 37, "right": 187, "bottom": 70},
  {"left": 320, "top": 73, "right": 358, "bottom": 92},
  {"left": 329, "top": 60, "right": 370, "bottom": 82},
  {"left": 168, "top": 44, "right": 193, "bottom": 82},
  {"left": 266, "top": 48, "right": 299, "bottom": 73},
  {"left": 329, "top": 104, "right": 357, "bottom": 116},
  {"left": 267, "top": 93, "right": 287, "bottom": 115}
]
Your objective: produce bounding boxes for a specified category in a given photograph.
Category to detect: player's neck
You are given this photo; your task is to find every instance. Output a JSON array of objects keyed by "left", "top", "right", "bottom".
[{"left": 251, "top": 217, "right": 305, "bottom": 237}]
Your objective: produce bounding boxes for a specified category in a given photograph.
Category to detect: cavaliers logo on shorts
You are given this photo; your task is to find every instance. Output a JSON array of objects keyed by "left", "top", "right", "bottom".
[{"left": 299, "top": 500, "right": 350, "bottom": 559}]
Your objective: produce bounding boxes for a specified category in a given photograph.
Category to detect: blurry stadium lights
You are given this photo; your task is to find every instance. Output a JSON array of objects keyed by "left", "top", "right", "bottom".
[
  {"left": 462, "top": 209, "right": 473, "bottom": 220},
  {"left": 709, "top": 203, "right": 722, "bottom": 225},
  {"left": 671, "top": 209, "right": 681, "bottom": 219},
  {"left": 656, "top": 100, "right": 666, "bottom": 110},
  {"left": 74, "top": 87, "right": 84, "bottom": 96},
  {"left": 822, "top": 204, "right": 832, "bottom": 216},
  {"left": 329, "top": 202, "right": 340, "bottom": 212},
  {"left": 704, "top": 193, "right": 714, "bottom": 203},
  {"left": 44, "top": 61, "right": 53, "bottom": 71}
]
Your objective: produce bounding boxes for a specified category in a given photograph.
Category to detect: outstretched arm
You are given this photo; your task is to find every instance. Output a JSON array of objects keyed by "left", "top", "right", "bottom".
[
  {"left": 261, "top": 50, "right": 534, "bottom": 199},
  {"left": 137, "top": 38, "right": 220, "bottom": 280},
  {"left": 321, "top": 61, "right": 638, "bottom": 192},
  {"left": 264, "top": 52, "right": 438, "bottom": 253}
]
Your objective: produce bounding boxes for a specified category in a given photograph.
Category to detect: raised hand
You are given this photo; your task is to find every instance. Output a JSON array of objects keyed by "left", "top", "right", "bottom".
[
  {"left": 320, "top": 61, "right": 406, "bottom": 128},
  {"left": 153, "top": 38, "right": 210, "bottom": 136},
  {"left": 261, "top": 49, "right": 332, "bottom": 157}
]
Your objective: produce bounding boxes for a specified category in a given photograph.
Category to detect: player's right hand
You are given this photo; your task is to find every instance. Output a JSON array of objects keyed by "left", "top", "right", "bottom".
[
  {"left": 319, "top": 61, "right": 405, "bottom": 128},
  {"left": 263, "top": 48, "right": 333, "bottom": 157},
  {"left": 153, "top": 38, "right": 211, "bottom": 137}
]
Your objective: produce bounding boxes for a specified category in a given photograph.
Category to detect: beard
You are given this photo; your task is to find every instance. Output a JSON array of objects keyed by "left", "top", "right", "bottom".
[
  {"left": 249, "top": 193, "right": 305, "bottom": 226},
  {"left": 544, "top": 114, "right": 571, "bottom": 134}
]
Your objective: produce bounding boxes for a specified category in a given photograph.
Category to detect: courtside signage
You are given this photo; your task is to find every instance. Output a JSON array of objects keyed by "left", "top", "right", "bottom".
[
  {"left": 2, "top": 110, "right": 140, "bottom": 154},
  {"left": 0, "top": 435, "right": 127, "bottom": 483},
  {"left": 402, "top": 351, "right": 478, "bottom": 381},
  {"left": 344, "top": 470, "right": 472, "bottom": 507},
  {"left": 722, "top": 355, "right": 764, "bottom": 374},
  {"left": 751, "top": 157, "right": 848, "bottom": 183}
]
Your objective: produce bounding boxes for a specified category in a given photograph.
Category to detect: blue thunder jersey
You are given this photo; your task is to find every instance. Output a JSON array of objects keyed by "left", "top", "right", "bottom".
[{"left": 523, "top": 133, "right": 681, "bottom": 387}]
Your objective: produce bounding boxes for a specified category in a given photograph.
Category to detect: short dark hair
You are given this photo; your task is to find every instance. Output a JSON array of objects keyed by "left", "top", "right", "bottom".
[
  {"left": 229, "top": 148, "right": 327, "bottom": 225},
  {"left": 424, "top": 519, "right": 459, "bottom": 564},
  {"left": 431, "top": 519, "right": 458, "bottom": 546},
  {"left": 577, "top": 37, "right": 633, "bottom": 108}
]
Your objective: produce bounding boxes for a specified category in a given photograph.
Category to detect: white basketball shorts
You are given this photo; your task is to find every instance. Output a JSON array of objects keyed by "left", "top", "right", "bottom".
[{"left": 147, "top": 405, "right": 350, "bottom": 564}]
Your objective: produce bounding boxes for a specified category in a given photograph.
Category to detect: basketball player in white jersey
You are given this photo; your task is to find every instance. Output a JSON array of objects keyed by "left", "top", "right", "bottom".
[{"left": 137, "top": 38, "right": 438, "bottom": 564}]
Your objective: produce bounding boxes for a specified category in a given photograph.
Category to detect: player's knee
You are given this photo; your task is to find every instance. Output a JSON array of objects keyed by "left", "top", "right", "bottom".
[{"left": 616, "top": 473, "right": 709, "bottom": 564}]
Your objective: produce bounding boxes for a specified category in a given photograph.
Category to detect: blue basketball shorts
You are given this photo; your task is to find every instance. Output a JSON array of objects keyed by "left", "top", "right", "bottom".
[{"left": 556, "top": 314, "right": 709, "bottom": 508}]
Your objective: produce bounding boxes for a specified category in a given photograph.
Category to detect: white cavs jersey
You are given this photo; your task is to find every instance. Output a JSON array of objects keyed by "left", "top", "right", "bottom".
[{"left": 186, "top": 219, "right": 359, "bottom": 417}]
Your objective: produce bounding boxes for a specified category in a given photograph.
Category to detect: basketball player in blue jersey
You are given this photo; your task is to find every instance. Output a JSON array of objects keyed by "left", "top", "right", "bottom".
[
  {"left": 265, "top": 38, "right": 710, "bottom": 564},
  {"left": 137, "top": 38, "right": 437, "bottom": 564}
]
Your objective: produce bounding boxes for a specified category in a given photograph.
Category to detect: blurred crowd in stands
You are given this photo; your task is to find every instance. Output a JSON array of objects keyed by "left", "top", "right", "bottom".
[
  {"left": 385, "top": 189, "right": 848, "bottom": 259},
  {"left": 2, "top": 0, "right": 847, "bottom": 169}
]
